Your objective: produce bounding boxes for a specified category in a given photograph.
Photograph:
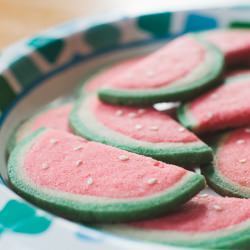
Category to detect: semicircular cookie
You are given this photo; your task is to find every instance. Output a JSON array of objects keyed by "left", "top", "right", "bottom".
[
  {"left": 8, "top": 102, "right": 73, "bottom": 153},
  {"left": 99, "top": 195, "right": 250, "bottom": 249},
  {"left": 70, "top": 94, "right": 213, "bottom": 166},
  {"left": 202, "top": 127, "right": 250, "bottom": 198},
  {"left": 96, "top": 34, "right": 224, "bottom": 105},
  {"left": 178, "top": 71, "right": 250, "bottom": 133},
  {"left": 201, "top": 29, "right": 250, "bottom": 67},
  {"left": 8, "top": 128, "right": 205, "bottom": 223}
]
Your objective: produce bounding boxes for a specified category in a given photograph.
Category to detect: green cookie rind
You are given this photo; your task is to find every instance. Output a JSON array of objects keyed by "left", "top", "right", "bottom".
[
  {"left": 98, "top": 219, "right": 250, "bottom": 249},
  {"left": 70, "top": 95, "right": 213, "bottom": 166},
  {"left": 202, "top": 134, "right": 250, "bottom": 198},
  {"left": 176, "top": 104, "right": 196, "bottom": 132},
  {"left": 97, "top": 35, "right": 224, "bottom": 106},
  {"left": 177, "top": 73, "right": 250, "bottom": 133},
  {"left": 8, "top": 128, "right": 205, "bottom": 223}
]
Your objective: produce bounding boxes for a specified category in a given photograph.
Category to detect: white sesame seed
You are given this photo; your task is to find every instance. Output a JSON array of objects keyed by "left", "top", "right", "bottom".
[
  {"left": 212, "top": 204, "right": 223, "bottom": 211},
  {"left": 146, "top": 70, "right": 155, "bottom": 77},
  {"left": 138, "top": 108, "right": 145, "bottom": 115},
  {"left": 86, "top": 177, "right": 93, "bottom": 185},
  {"left": 147, "top": 178, "right": 158, "bottom": 185},
  {"left": 245, "top": 128, "right": 250, "bottom": 133},
  {"left": 73, "top": 146, "right": 83, "bottom": 151},
  {"left": 50, "top": 138, "right": 58, "bottom": 145},
  {"left": 135, "top": 124, "right": 143, "bottom": 130},
  {"left": 115, "top": 110, "right": 124, "bottom": 116},
  {"left": 128, "top": 112, "right": 137, "bottom": 119},
  {"left": 236, "top": 139, "right": 245, "bottom": 145},
  {"left": 149, "top": 126, "right": 159, "bottom": 131},
  {"left": 199, "top": 193, "right": 208, "bottom": 198},
  {"left": 76, "top": 160, "right": 83, "bottom": 167},
  {"left": 206, "top": 112, "right": 213, "bottom": 118},
  {"left": 178, "top": 127, "right": 185, "bottom": 132},
  {"left": 118, "top": 155, "right": 129, "bottom": 161},
  {"left": 41, "top": 163, "right": 49, "bottom": 170},
  {"left": 239, "top": 159, "right": 247, "bottom": 164}
]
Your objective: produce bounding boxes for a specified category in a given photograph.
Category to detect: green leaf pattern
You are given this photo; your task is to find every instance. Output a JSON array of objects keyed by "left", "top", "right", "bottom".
[{"left": 0, "top": 200, "right": 51, "bottom": 235}]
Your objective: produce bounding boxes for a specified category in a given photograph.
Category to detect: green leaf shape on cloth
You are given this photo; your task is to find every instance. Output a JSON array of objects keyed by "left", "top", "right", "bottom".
[
  {"left": 28, "top": 36, "right": 64, "bottom": 64},
  {"left": 0, "top": 200, "right": 51, "bottom": 235}
]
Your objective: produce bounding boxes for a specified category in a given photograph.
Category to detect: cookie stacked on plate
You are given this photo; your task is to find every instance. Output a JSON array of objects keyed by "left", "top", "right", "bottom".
[{"left": 7, "top": 29, "right": 250, "bottom": 249}]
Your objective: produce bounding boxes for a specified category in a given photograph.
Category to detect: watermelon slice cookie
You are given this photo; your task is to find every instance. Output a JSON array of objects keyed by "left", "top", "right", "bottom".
[
  {"left": 202, "top": 127, "right": 250, "bottom": 198},
  {"left": 70, "top": 94, "right": 213, "bottom": 166},
  {"left": 100, "top": 195, "right": 250, "bottom": 249},
  {"left": 178, "top": 71, "right": 250, "bottom": 133},
  {"left": 8, "top": 102, "right": 73, "bottom": 153},
  {"left": 8, "top": 128, "right": 205, "bottom": 223},
  {"left": 202, "top": 29, "right": 250, "bottom": 67},
  {"left": 96, "top": 34, "right": 224, "bottom": 106}
]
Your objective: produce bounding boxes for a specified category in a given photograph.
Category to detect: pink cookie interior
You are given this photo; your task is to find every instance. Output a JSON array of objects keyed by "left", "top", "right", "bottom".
[
  {"left": 24, "top": 103, "right": 73, "bottom": 132},
  {"left": 91, "top": 36, "right": 205, "bottom": 90},
  {"left": 90, "top": 96, "right": 197, "bottom": 143},
  {"left": 84, "top": 58, "right": 142, "bottom": 93},
  {"left": 204, "top": 30, "right": 250, "bottom": 66},
  {"left": 217, "top": 128, "right": 250, "bottom": 188},
  {"left": 32, "top": 103, "right": 72, "bottom": 132},
  {"left": 130, "top": 195, "right": 250, "bottom": 232},
  {"left": 18, "top": 103, "right": 72, "bottom": 142},
  {"left": 24, "top": 130, "right": 187, "bottom": 199},
  {"left": 189, "top": 77, "right": 250, "bottom": 132}
]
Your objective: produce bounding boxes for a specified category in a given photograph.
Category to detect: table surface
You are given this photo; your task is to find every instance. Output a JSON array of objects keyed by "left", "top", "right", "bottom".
[{"left": 0, "top": 0, "right": 248, "bottom": 49}]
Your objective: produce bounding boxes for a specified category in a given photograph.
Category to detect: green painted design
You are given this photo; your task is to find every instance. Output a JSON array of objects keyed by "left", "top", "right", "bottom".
[
  {"left": 137, "top": 13, "right": 172, "bottom": 38},
  {"left": 9, "top": 57, "right": 42, "bottom": 88},
  {"left": 229, "top": 21, "right": 250, "bottom": 29},
  {"left": 28, "top": 37, "right": 64, "bottom": 64},
  {"left": 85, "top": 24, "right": 121, "bottom": 50},
  {"left": 0, "top": 75, "right": 16, "bottom": 110},
  {"left": 0, "top": 200, "right": 51, "bottom": 235}
]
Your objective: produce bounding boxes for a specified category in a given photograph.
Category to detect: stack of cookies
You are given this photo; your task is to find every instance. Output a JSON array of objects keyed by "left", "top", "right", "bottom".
[{"left": 7, "top": 29, "right": 250, "bottom": 249}]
